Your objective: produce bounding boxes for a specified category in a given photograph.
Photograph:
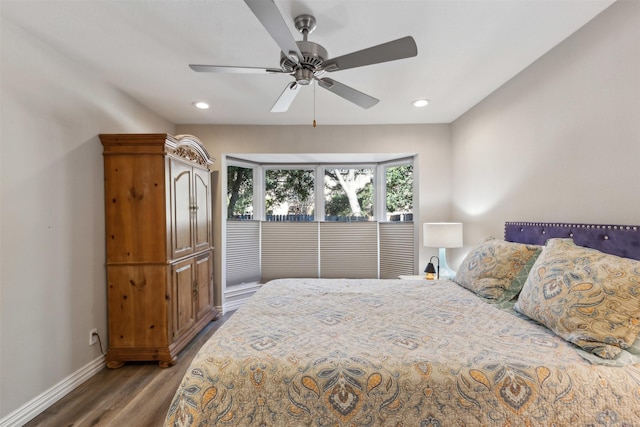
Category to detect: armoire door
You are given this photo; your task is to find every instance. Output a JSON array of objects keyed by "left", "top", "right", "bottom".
[
  {"left": 195, "top": 251, "right": 213, "bottom": 319},
  {"left": 193, "top": 167, "right": 211, "bottom": 253},
  {"left": 171, "top": 159, "right": 194, "bottom": 259},
  {"left": 171, "top": 258, "right": 196, "bottom": 341}
]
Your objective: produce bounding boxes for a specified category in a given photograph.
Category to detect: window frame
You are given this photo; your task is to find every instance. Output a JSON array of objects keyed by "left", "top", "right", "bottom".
[
  {"left": 379, "top": 158, "right": 414, "bottom": 222},
  {"left": 226, "top": 158, "right": 258, "bottom": 220},
  {"left": 322, "top": 164, "right": 377, "bottom": 221},
  {"left": 262, "top": 165, "right": 317, "bottom": 221},
  {"left": 226, "top": 156, "right": 414, "bottom": 222}
]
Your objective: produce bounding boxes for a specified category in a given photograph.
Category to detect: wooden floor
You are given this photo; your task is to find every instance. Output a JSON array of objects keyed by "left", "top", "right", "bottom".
[{"left": 24, "top": 311, "right": 234, "bottom": 427}]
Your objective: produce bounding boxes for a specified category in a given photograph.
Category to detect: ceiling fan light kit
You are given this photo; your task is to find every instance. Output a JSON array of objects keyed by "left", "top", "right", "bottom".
[{"left": 190, "top": 0, "right": 418, "bottom": 113}]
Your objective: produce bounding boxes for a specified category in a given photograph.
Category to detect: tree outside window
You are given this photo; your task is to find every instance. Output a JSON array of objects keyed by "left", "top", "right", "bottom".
[
  {"left": 265, "top": 169, "right": 315, "bottom": 221},
  {"left": 227, "top": 166, "right": 253, "bottom": 219},
  {"left": 324, "top": 168, "right": 374, "bottom": 221},
  {"left": 386, "top": 164, "right": 413, "bottom": 221}
]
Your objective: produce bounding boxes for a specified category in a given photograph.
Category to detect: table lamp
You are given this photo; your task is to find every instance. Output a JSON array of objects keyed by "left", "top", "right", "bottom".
[{"left": 423, "top": 222, "right": 463, "bottom": 279}]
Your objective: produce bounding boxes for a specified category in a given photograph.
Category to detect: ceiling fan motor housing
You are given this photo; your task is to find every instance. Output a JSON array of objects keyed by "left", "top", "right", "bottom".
[{"left": 280, "top": 40, "right": 328, "bottom": 84}]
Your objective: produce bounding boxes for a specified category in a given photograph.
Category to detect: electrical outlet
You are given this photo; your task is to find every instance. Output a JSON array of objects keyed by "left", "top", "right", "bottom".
[{"left": 89, "top": 328, "right": 98, "bottom": 346}]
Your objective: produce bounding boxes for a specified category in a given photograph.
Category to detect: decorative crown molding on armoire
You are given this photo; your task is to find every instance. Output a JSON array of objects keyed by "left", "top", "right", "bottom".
[{"left": 100, "top": 133, "right": 218, "bottom": 368}]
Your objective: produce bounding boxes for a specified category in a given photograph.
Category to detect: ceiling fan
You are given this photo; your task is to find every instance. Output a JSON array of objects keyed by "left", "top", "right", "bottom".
[{"left": 189, "top": 0, "right": 418, "bottom": 113}]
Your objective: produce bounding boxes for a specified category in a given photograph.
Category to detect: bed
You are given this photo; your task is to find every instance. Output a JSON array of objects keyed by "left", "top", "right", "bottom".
[{"left": 165, "top": 222, "right": 640, "bottom": 426}]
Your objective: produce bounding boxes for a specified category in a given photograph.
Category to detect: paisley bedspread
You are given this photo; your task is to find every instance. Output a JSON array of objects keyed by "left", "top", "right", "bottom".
[{"left": 165, "top": 278, "right": 640, "bottom": 426}]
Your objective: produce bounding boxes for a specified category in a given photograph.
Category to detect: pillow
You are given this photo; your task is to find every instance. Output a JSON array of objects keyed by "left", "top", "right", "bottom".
[
  {"left": 514, "top": 238, "right": 640, "bottom": 359},
  {"left": 628, "top": 336, "right": 640, "bottom": 356},
  {"left": 454, "top": 238, "right": 542, "bottom": 302}
]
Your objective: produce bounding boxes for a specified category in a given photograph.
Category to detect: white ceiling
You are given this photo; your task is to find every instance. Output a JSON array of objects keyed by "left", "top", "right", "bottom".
[{"left": 1, "top": 0, "right": 615, "bottom": 126}]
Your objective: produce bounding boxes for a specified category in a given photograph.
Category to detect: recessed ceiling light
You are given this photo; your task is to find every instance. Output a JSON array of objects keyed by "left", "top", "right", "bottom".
[
  {"left": 193, "top": 101, "right": 210, "bottom": 109},
  {"left": 412, "top": 99, "right": 429, "bottom": 107}
]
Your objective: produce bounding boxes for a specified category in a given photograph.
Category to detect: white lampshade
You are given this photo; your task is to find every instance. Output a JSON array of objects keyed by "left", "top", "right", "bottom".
[{"left": 423, "top": 223, "right": 463, "bottom": 248}]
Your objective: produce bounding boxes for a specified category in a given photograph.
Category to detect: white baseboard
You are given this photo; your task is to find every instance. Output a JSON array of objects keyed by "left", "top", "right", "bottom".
[
  {"left": 0, "top": 356, "right": 105, "bottom": 427},
  {"left": 224, "top": 299, "right": 245, "bottom": 312},
  {"left": 223, "top": 282, "right": 260, "bottom": 313}
]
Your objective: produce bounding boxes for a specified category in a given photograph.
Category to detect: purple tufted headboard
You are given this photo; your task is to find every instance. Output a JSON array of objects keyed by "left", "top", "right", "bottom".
[{"left": 504, "top": 222, "right": 640, "bottom": 261}]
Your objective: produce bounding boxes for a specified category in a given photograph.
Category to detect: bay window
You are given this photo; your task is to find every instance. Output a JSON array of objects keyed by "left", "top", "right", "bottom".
[{"left": 226, "top": 156, "right": 415, "bottom": 285}]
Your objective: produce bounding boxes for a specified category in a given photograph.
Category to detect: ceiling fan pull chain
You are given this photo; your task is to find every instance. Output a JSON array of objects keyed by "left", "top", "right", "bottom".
[{"left": 313, "top": 80, "right": 317, "bottom": 128}]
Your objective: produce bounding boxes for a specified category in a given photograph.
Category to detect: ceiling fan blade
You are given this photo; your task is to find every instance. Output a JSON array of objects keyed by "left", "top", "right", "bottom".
[
  {"left": 189, "top": 64, "right": 284, "bottom": 74},
  {"left": 316, "top": 78, "right": 379, "bottom": 109},
  {"left": 244, "top": 0, "right": 303, "bottom": 63},
  {"left": 322, "top": 36, "right": 417, "bottom": 72},
  {"left": 271, "top": 82, "right": 301, "bottom": 112}
]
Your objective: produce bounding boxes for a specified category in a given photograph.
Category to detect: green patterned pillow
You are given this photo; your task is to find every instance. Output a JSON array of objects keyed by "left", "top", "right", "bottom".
[
  {"left": 454, "top": 238, "right": 542, "bottom": 302},
  {"left": 514, "top": 238, "right": 640, "bottom": 359}
]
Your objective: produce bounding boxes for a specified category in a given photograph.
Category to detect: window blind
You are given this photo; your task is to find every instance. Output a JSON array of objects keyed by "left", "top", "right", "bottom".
[
  {"left": 379, "top": 222, "right": 415, "bottom": 278},
  {"left": 261, "top": 222, "right": 319, "bottom": 282},
  {"left": 230, "top": 221, "right": 415, "bottom": 283},
  {"left": 319, "top": 222, "right": 378, "bottom": 278},
  {"left": 226, "top": 220, "right": 261, "bottom": 285}
]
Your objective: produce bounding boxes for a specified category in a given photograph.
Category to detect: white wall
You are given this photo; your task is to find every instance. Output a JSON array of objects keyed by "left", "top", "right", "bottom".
[
  {"left": 0, "top": 18, "right": 174, "bottom": 419},
  {"left": 450, "top": 0, "right": 640, "bottom": 266},
  {"left": 175, "top": 124, "right": 452, "bottom": 306}
]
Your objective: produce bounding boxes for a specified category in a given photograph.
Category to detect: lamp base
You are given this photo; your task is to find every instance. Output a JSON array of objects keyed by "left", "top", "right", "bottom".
[{"left": 438, "top": 247, "right": 456, "bottom": 279}]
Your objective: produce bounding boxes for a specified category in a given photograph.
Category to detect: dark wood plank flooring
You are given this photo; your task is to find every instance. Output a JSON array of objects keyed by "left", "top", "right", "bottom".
[{"left": 24, "top": 311, "right": 234, "bottom": 427}]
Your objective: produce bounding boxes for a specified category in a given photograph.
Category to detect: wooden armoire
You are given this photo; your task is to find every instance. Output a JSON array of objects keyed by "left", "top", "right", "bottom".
[{"left": 100, "top": 133, "right": 218, "bottom": 368}]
